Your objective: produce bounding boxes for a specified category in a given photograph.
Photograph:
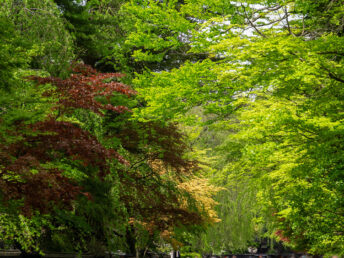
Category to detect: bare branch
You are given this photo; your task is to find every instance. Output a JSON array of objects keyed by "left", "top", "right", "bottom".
[
  {"left": 284, "top": 6, "right": 295, "bottom": 36},
  {"left": 252, "top": 4, "right": 283, "bottom": 15},
  {"left": 241, "top": 4, "right": 267, "bottom": 38},
  {"left": 255, "top": 15, "right": 287, "bottom": 27},
  {"left": 302, "top": 14, "right": 305, "bottom": 36}
]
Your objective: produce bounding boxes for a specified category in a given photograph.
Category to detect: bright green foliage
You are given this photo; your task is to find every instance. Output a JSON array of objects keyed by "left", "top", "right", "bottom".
[
  {"left": 132, "top": 60, "right": 230, "bottom": 123},
  {"left": 0, "top": 0, "right": 74, "bottom": 77},
  {"left": 110, "top": 0, "right": 226, "bottom": 73},
  {"left": 121, "top": 0, "right": 193, "bottom": 62},
  {"left": 227, "top": 91, "right": 344, "bottom": 254},
  {"left": 0, "top": 212, "right": 54, "bottom": 254},
  {"left": 1, "top": 0, "right": 344, "bottom": 255},
  {"left": 0, "top": 12, "right": 54, "bottom": 141},
  {"left": 194, "top": 181, "right": 259, "bottom": 253},
  {"left": 124, "top": 0, "right": 344, "bottom": 254},
  {"left": 0, "top": 17, "right": 29, "bottom": 90},
  {"left": 203, "top": 0, "right": 344, "bottom": 253},
  {"left": 179, "top": 115, "right": 263, "bottom": 254}
]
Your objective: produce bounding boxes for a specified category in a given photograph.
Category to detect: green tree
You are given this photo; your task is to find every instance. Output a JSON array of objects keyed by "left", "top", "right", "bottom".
[
  {"left": 120, "top": 0, "right": 344, "bottom": 254},
  {"left": 0, "top": 0, "right": 74, "bottom": 77},
  {"left": 53, "top": 0, "right": 126, "bottom": 70}
]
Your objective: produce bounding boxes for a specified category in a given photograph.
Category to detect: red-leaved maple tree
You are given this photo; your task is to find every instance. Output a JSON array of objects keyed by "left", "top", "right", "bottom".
[{"left": 0, "top": 64, "right": 135, "bottom": 216}]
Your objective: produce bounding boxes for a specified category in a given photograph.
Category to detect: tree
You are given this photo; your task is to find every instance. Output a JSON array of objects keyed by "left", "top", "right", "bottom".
[
  {"left": 0, "top": 0, "right": 222, "bottom": 254},
  {"left": 226, "top": 91, "right": 344, "bottom": 254},
  {"left": 0, "top": 63, "right": 134, "bottom": 252},
  {"left": 104, "top": 114, "right": 220, "bottom": 255},
  {"left": 0, "top": 0, "right": 74, "bottom": 78},
  {"left": 119, "top": 0, "right": 344, "bottom": 254},
  {"left": 1, "top": 60, "right": 219, "bottom": 254},
  {"left": 198, "top": 0, "right": 344, "bottom": 254},
  {"left": 53, "top": 0, "right": 126, "bottom": 70},
  {"left": 3, "top": 0, "right": 343, "bottom": 255}
]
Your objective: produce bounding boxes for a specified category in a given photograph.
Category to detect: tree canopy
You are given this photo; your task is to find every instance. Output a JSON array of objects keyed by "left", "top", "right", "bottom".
[{"left": 1, "top": 0, "right": 344, "bottom": 256}]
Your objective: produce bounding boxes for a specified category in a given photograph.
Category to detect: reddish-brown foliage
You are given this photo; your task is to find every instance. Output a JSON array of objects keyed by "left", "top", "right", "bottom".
[
  {"left": 275, "top": 229, "right": 291, "bottom": 243},
  {"left": 29, "top": 119, "right": 129, "bottom": 170},
  {"left": 27, "top": 63, "right": 136, "bottom": 115},
  {"left": 0, "top": 166, "right": 81, "bottom": 216},
  {"left": 0, "top": 121, "right": 127, "bottom": 215},
  {"left": 114, "top": 121, "right": 203, "bottom": 235},
  {"left": 0, "top": 137, "right": 81, "bottom": 215},
  {"left": 116, "top": 121, "right": 199, "bottom": 174},
  {"left": 119, "top": 171, "right": 204, "bottom": 235},
  {"left": 0, "top": 64, "right": 133, "bottom": 215}
]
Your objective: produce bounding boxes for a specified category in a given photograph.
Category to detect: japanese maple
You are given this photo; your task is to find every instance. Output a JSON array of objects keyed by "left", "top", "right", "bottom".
[{"left": 0, "top": 64, "right": 134, "bottom": 215}]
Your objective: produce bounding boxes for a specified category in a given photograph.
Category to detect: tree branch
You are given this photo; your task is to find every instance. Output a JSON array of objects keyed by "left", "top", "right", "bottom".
[
  {"left": 241, "top": 4, "right": 267, "bottom": 38},
  {"left": 328, "top": 71, "right": 344, "bottom": 83},
  {"left": 284, "top": 6, "right": 295, "bottom": 36},
  {"left": 322, "top": 65, "right": 344, "bottom": 83},
  {"left": 318, "top": 51, "right": 344, "bottom": 57}
]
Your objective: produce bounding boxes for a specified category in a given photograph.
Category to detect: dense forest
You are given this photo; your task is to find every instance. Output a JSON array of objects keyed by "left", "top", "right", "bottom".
[{"left": 0, "top": 0, "right": 343, "bottom": 257}]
